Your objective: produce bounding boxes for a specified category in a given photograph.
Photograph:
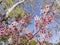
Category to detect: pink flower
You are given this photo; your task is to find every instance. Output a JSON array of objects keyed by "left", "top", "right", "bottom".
[
  {"left": 44, "top": 33, "right": 52, "bottom": 39},
  {"left": 38, "top": 38, "right": 45, "bottom": 42},
  {"left": 34, "top": 16, "right": 40, "bottom": 30},
  {"left": 40, "top": 9, "right": 47, "bottom": 15},
  {"left": 25, "top": 28, "right": 33, "bottom": 40},
  {"left": 0, "top": 24, "right": 6, "bottom": 36},
  {"left": 52, "top": 10, "right": 56, "bottom": 15},
  {"left": 36, "top": 43, "right": 40, "bottom": 45},
  {"left": 40, "top": 5, "right": 50, "bottom": 15},
  {"left": 11, "top": 21, "right": 18, "bottom": 27},
  {"left": 0, "top": 31, "right": 3, "bottom": 36},
  {"left": 45, "top": 5, "right": 50, "bottom": 10},
  {"left": 19, "top": 19, "right": 25, "bottom": 27},
  {"left": 8, "top": 25, "right": 14, "bottom": 30},
  {"left": 24, "top": 15, "right": 31, "bottom": 23},
  {"left": 42, "top": 43, "right": 46, "bottom": 45}
]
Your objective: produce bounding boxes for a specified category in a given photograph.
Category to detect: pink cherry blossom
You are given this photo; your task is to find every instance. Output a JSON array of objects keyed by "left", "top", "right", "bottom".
[
  {"left": 45, "top": 5, "right": 50, "bottom": 11},
  {"left": 34, "top": 15, "right": 40, "bottom": 30},
  {"left": 45, "top": 5, "right": 50, "bottom": 8},
  {"left": 40, "top": 5, "right": 50, "bottom": 15},
  {"left": 11, "top": 21, "right": 18, "bottom": 27},
  {"left": 25, "top": 28, "right": 33, "bottom": 40},
  {"left": 38, "top": 38, "right": 45, "bottom": 43},
  {"left": 19, "top": 19, "right": 25, "bottom": 28},
  {"left": 40, "top": 9, "right": 47, "bottom": 15},
  {"left": 0, "top": 4, "right": 56, "bottom": 45}
]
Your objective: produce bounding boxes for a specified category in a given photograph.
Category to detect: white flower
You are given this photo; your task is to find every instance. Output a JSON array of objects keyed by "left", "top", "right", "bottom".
[
  {"left": 34, "top": 15, "right": 39, "bottom": 21},
  {"left": 8, "top": 37, "right": 12, "bottom": 44},
  {"left": 12, "top": 21, "right": 18, "bottom": 26}
]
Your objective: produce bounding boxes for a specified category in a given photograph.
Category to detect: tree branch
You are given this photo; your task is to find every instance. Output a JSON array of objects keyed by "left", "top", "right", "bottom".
[{"left": 6, "top": 0, "right": 25, "bottom": 18}]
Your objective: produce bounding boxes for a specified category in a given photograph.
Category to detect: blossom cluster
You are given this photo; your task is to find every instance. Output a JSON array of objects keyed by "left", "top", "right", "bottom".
[
  {"left": 0, "top": 13, "right": 32, "bottom": 45},
  {"left": 34, "top": 5, "right": 56, "bottom": 45},
  {"left": 0, "top": 4, "right": 56, "bottom": 45}
]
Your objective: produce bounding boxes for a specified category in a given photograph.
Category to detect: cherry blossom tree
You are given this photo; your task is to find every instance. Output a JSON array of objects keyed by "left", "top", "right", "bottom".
[{"left": 0, "top": 0, "right": 60, "bottom": 45}]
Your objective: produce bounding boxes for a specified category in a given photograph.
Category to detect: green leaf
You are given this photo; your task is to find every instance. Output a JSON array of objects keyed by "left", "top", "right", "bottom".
[
  {"left": 5, "top": 0, "right": 14, "bottom": 6},
  {"left": 29, "top": 40, "right": 36, "bottom": 45},
  {"left": 2, "top": 3, "right": 7, "bottom": 10}
]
